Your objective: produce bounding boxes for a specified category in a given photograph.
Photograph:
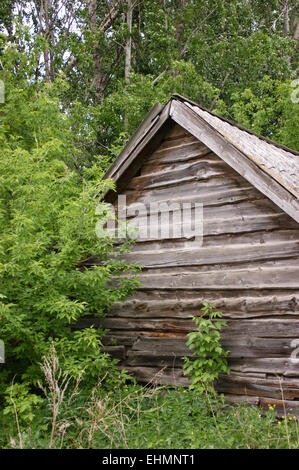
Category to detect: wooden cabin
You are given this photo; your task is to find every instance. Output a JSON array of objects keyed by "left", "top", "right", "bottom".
[{"left": 100, "top": 95, "right": 299, "bottom": 415}]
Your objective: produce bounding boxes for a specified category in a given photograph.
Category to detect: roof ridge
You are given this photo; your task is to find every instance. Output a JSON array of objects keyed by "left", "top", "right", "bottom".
[{"left": 171, "top": 94, "right": 299, "bottom": 157}]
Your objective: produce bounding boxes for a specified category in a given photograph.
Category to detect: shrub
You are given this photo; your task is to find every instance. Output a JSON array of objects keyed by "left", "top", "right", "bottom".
[
  {"left": 0, "top": 63, "right": 139, "bottom": 397},
  {"left": 182, "top": 302, "right": 230, "bottom": 391}
]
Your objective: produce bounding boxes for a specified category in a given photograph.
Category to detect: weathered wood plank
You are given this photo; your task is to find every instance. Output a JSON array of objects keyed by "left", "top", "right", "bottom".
[
  {"left": 119, "top": 187, "right": 263, "bottom": 219},
  {"left": 125, "top": 366, "right": 190, "bottom": 386},
  {"left": 120, "top": 239, "right": 299, "bottom": 268},
  {"left": 229, "top": 358, "right": 299, "bottom": 377},
  {"left": 126, "top": 350, "right": 184, "bottom": 367},
  {"left": 125, "top": 352, "right": 299, "bottom": 374},
  {"left": 148, "top": 141, "right": 208, "bottom": 162},
  {"left": 128, "top": 334, "right": 299, "bottom": 358},
  {"left": 99, "top": 318, "right": 299, "bottom": 339},
  {"left": 125, "top": 288, "right": 299, "bottom": 304},
  {"left": 123, "top": 174, "right": 252, "bottom": 205},
  {"left": 216, "top": 373, "right": 299, "bottom": 400},
  {"left": 132, "top": 336, "right": 189, "bottom": 354},
  {"left": 125, "top": 198, "right": 281, "bottom": 226},
  {"left": 102, "top": 345, "right": 126, "bottom": 360},
  {"left": 134, "top": 259, "right": 299, "bottom": 290},
  {"left": 140, "top": 151, "right": 220, "bottom": 175},
  {"left": 221, "top": 335, "right": 294, "bottom": 358},
  {"left": 119, "top": 213, "right": 295, "bottom": 241},
  {"left": 225, "top": 394, "right": 299, "bottom": 417},
  {"left": 124, "top": 229, "right": 299, "bottom": 253},
  {"left": 137, "top": 256, "right": 299, "bottom": 274},
  {"left": 157, "top": 134, "right": 197, "bottom": 151},
  {"left": 224, "top": 394, "right": 260, "bottom": 406},
  {"left": 259, "top": 397, "right": 299, "bottom": 417},
  {"left": 127, "top": 158, "right": 228, "bottom": 191},
  {"left": 107, "top": 291, "right": 299, "bottom": 319}
]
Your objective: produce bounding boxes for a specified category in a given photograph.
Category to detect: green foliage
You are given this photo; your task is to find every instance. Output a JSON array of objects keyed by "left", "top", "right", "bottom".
[
  {"left": 1, "top": 382, "right": 299, "bottom": 449},
  {"left": 3, "top": 383, "right": 43, "bottom": 427},
  {"left": 0, "top": 47, "right": 139, "bottom": 396},
  {"left": 1, "top": 2, "right": 297, "bottom": 158},
  {"left": 183, "top": 303, "right": 230, "bottom": 391},
  {"left": 229, "top": 76, "right": 299, "bottom": 150},
  {"left": 96, "top": 60, "right": 222, "bottom": 151}
]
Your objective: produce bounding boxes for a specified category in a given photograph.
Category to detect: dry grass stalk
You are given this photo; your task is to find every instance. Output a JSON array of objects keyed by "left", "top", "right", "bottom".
[
  {"left": 9, "top": 380, "right": 23, "bottom": 449},
  {"left": 38, "top": 343, "right": 81, "bottom": 448}
]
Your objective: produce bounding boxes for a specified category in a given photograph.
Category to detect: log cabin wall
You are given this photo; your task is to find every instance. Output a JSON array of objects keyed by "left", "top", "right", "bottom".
[{"left": 101, "top": 123, "right": 299, "bottom": 415}]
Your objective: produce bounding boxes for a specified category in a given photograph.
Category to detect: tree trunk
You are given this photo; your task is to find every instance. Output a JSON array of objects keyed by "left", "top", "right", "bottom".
[
  {"left": 124, "top": 0, "right": 133, "bottom": 130},
  {"left": 87, "top": 0, "right": 105, "bottom": 104},
  {"left": 283, "top": 0, "right": 290, "bottom": 36},
  {"left": 175, "top": 0, "right": 185, "bottom": 45},
  {"left": 124, "top": 0, "right": 133, "bottom": 84},
  {"left": 39, "top": 0, "right": 55, "bottom": 82},
  {"left": 40, "top": 0, "right": 49, "bottom": 82}
]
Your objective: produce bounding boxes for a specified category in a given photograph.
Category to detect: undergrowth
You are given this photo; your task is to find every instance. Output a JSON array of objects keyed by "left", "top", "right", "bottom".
[{"left": 1, "top": 345, "right": 299, "bottom": 450}]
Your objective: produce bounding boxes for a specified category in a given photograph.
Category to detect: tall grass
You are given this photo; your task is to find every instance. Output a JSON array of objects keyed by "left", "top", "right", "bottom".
[{"left": 2, "top": 347, "right": 299, "bottom": 449}]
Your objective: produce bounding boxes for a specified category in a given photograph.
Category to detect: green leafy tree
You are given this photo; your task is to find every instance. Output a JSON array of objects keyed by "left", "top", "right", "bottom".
[
  {"left": 229, "top": 76, "right": 299, "bottom": 150},
  {"left": 0, "top": 45, "right": 139, "bottom": 396}
]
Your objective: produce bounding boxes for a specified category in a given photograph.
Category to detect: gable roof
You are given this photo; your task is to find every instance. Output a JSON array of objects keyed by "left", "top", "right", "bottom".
[{"left": 104, "top": 95, "right": 299, "bottom": 223}]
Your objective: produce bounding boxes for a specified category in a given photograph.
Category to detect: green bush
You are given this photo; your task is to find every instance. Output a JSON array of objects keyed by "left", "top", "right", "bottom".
[{"left": 0, "top": 47, "right": 139, "bottom": 399}]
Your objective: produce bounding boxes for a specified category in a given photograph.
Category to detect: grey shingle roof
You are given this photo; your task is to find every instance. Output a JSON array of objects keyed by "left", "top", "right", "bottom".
[{"left": 185, "top": 102, "right": 299, "bottom": 199}]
